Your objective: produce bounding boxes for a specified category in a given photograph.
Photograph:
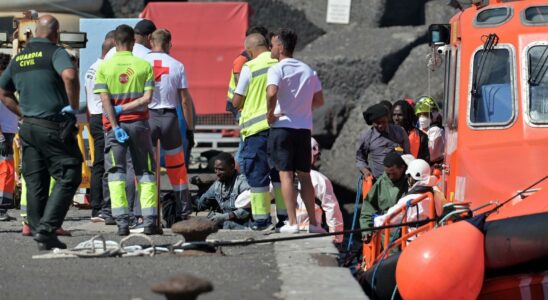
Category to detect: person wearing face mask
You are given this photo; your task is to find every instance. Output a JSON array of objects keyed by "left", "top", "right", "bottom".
[
  {"left": 356, "top": 103, "right": 410, "bottom": 180},
  {"left": 392, "top": 100, "right": 430, "bottom": 162},
  {"left": 415, "top": 96, "right": 445, "bottom": 165}
]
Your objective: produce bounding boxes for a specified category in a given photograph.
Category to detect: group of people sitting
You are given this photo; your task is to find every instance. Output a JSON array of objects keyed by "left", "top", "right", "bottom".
[
  {"left": 193, "top": 138, "right": 344, "bottom": 245},
  {"left": 356, "top": 96, "right": 447, "bottom": 242}
]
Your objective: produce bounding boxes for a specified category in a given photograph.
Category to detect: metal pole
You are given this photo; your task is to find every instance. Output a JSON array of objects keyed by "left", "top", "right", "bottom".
[{"left": 156, "top": 139, "right": 161, "bottom": 228}]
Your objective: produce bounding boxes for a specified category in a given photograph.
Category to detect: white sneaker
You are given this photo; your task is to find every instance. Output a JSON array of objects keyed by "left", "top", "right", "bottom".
[
  {"left": 308, "top": 224, "right": 327, "bottom": 234},
  {"left": 279, "top": 223, "right": 299, "bottom": 234}
]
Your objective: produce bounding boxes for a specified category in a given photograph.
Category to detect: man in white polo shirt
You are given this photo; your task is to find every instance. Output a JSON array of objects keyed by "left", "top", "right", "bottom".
[
  {"left": 266, "top": 28, "right": 325, "bottom": 234},
  {"left": 145, "top": 28, "right": 195, "bottom": 222}
]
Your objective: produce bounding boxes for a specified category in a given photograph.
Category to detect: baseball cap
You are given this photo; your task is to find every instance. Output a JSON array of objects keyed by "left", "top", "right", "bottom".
[{"left": 134, "top": 19, "right": 156, "bottom": 35}]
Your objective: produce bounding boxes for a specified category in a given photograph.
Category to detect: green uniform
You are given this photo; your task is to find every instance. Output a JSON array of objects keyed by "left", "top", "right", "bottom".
[
  {"left": 0, "top": 37, "right": 82, "bottom": 236},
  {"left": 94, "top": 51, "right": 157, "bottom": 229},
  {"left": 359, "top": 173, "right": 408, "bottom": 231}
]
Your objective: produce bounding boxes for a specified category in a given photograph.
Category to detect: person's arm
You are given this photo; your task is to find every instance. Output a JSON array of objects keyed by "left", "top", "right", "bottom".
[
  {"left": 356, "top": 129, "right": 372, "bottom": 177},
  {"left": 53, "top": 49, "right": 79, "bottom": 110},
  {"left": 0, "top": 90, "right": 21, "bottom": 117},
  {"left": 266, "top": 84, "right": 279, "bottom": 125},
  {"left": 119, "top": 90, "right": 153, "bottom": 112},
  {"left": 196, "top": 183, "right": 217, "bottom": 211},
  {"left": 179, "top": 88, "right": 195, "bottom": 130},
  {"left": 311, "top": 90, "right": 324, "bottom": 109},
  {"left": 232, "top": 65, "right": 251, "bottom": 109},
  {"left": 401, "top": 126, "right": 411, "bottom": 154},
  {"left": 101, "top": 92, "right": 118, "bottom": 128},
  {"left": 61, "top": 68, "right": 79, "bottom": 110}
]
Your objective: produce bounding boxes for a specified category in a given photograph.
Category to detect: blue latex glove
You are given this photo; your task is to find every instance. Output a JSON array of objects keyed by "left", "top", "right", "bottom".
[
  {"left": 61, "top": 105, "right": 75, "bottom": 114},
  {"left": 113, "top": 127, "right": 129, "bottom": 143},
  {"left": 114, "top": 105, "right": 123, "bottom": 116}
]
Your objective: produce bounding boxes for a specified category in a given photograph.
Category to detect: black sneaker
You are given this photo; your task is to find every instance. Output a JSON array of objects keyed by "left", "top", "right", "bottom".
[
  {"left": 104, "top": 216, "right": 116, "bottom": 225},
  {"left": 143, "top": 225, "right": 163, "bottom": 235},
  {"left": 117, "top": 226, "right": 130, "bottom": 236},
  {"left": 34, "top": 233, "right": 67, "bottom": 250}
]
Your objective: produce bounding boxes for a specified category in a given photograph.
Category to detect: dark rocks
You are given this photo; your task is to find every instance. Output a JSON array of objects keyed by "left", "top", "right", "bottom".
[
  {"left": 171, "top": 217, "right": 218, "bottom": 242},
  {"left": 312, "top": 90, "right": 354, "bottom": 149},
  {"left": 425, "top": 0, "right": 461, "bottom": 25},
  {"left": 387, "top": 44, "right": 445, "bottom": 103},
  {"left": 151, "top": 274, "right": 213, "bottom": 300},
  {"left": 319, "top": 83, "right": 398, "bottom": 191},
  {"left": 380, "top": 0, "right": 428, "bottom": 27},
  {"left": 104, "top": 0, "right": 144, "bottom": 17}
]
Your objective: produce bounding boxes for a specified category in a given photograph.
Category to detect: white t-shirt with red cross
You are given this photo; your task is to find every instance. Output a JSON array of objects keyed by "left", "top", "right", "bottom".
[{"left": 144, "top": 51, "right": 188, "bottom": 109}]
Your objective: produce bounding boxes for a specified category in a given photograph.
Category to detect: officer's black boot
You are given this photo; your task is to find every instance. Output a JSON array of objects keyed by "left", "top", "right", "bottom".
[
  {"left": 116, "top": 214, "right": 130, "bottom": 236},
  {"left": 34, "top": 232, "right": 67, "bottom": 251},
  {"left": 143, "top": 216, "right": 163, "bottom": 235}
]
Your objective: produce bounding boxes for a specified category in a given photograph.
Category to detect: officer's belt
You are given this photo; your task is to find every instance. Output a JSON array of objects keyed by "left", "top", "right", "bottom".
[
  {"left": 22, "top": 117, "right": 64, "bottom": 130},
  {"left": 150, "top": 108, "right": 176, "bottom": 114}
]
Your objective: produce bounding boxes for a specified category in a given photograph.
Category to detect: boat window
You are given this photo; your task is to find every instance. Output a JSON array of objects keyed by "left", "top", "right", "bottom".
[
  {"left": 528, "top": 46, "right": 548, "bottom": 124},
  {"left": 523, "top": 6, "right": 548, "bottom": 24},
  {"left": 475, "top": 7, "right": 512, "bottom": 26},
  {"left": 470, "top": 48, "right": 514, "bottom": 125}
]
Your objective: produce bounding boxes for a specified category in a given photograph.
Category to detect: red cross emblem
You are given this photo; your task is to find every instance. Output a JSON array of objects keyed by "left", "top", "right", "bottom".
[{"left": 153, "top": 60, "right": 169, "bottom": 82}]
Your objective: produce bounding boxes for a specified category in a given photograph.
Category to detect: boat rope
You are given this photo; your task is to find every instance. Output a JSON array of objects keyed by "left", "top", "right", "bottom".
[{"left": 483, "top": 175, "right": 547, "bottom": 217}]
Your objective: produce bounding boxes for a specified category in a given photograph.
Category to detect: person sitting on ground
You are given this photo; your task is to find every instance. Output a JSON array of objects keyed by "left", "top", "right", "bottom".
[
  {"left": 373, "top": 158, "right": 447, "bottom": 228},
  {"left": 359, "top": 152, "right": 409, "bottom": 242},
  {"left": 195, "top": 152, "right": 252, "bottom": 230},
  {"left": 392, "top": 100, "right": 429, "bottom": 162},
  {"left": 356, "top": 103, "right": 410, "bottom": 181},
  {"left": 415, "top": 96, "right": 445, "bottom": 165},
  {"left": 294, "top": 138, "right": 344, "bottom": 244}
]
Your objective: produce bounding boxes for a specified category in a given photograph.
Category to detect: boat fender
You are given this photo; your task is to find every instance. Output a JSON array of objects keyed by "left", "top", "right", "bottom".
[{"left": 396, "top": 220, "right": 485, "bottom": 300}]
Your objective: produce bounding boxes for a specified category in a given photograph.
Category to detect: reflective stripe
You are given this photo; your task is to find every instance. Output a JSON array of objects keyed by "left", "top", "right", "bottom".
[
  {"left": 164, "top": 145, "right": 184, "bottom": 156},
  {"left": 144, "top": 80, "right": 154, "bottom": 87},
  {"left": 111, "top": 92, "right": 144, "bottom": 100},
  {"left": 252, "top": 213, "right": 270, "bottom": 219},
  {"left": 251, "top": 66, "right": 270, "bottom": 78},
  {"left": 0, "top": 155, "right": 14, "bottom": 161},
  {"left": 272, "top": 182, "right": 281, "bottom": 188},
  {"left": 108, "top": 173, "right": 126, "bottom": 181},
  {"left": 94, "top": 83, "right": 108, "bottom": 90},
  {"left": 228, "top": 87, "right": 235, "bottom": 94},
  {"left": 0, "top": 192, "right": 13, "bottom": 199},
  {"left": 172, "top": 184, "right": 189, "bottom": 192},
  {"left": 141, "top": 207, "right": 157, "bottom": 216},
  {"left": 250, "top": 186, "right": 269, "bottom": 193},
  {"left": 112, "top": 207, "right": 129, "bottom": 216},
  {"left": 240, "top": 114, "right": 267, "bottom": 129},
  {"left": 20, "top": 205, "right": 27, "bottom": 213},
  {"left": 276, "top": 208, "right": 288, "bottom": 216},
  {"left": 138, "top": 174, "right": 155, "bottom": 183}
]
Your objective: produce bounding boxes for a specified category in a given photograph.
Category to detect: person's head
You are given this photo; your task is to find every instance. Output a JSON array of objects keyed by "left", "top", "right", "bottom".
[
  {"left": 244, "top": 33, "right": 268, "bottom": 59},
  {"left": 35, "top": 15, "right": 60, "bottom": 43},
  {"left": 392, "top": 100, "right": 416, "bottom": 131},
  {"left": 405, "top": 159, "right": 431, "bottom": 186},
  {"left": 0, "top": 53, "right": 11, "bottom": 75},
  {"left": 105, "top": 30, "right": 116, "bottom": 42},
  {"left": 213, "top": 152, "right": 236, "bottom": 182},
  {"left": 246, "top": 25, "right": 269, "bottom": 46},
  {"left": 114, "top": 24, "right": 135, "bottom": 51},
  {"left": 415, "top": 96, "right": 440, "bottom": 130},
  {"left": 270, "top": 28, "right": 297, "bottom": 60},
  {"left": 101, "top": 37, "right": 115, "bottom": 58},
  {"left": 363, "top": 103, "right": 390, "bottom": 133},
  {"left": 383, "top": 152, "right": 407, "bottom": 182},
  {"left": 311, "top": 137, "right": 320, "bottom": 166},
  {"left": 150, "top": 28, "right": 171, "bottom": 53},
  {"left": 133, "top": 19, "right": 156, "bottom": 48}
]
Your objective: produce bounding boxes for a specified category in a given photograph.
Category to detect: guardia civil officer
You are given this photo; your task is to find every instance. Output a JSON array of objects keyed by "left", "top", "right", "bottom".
[{"left": 0, "top": 15, "right": 82, "bottom": 250}]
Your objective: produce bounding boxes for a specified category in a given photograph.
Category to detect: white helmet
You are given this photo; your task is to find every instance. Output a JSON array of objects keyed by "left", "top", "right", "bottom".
[
  {"left": 405, "top": 159, "right": 431, "bottom": 181},
  {"left": 311, "top": 137, "right": 320, "bottom": 164}
]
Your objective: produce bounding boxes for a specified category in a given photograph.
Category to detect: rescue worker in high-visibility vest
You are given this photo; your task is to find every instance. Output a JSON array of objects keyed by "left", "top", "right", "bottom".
[
  {"left": 94, "top": 24, "right": 159, "bottom": 236},
  {"left": 227, "top": 26, "right": 269, "bottom": 169},
  {"left": 144, "top": 28, "right": 195, "bottom": 221},
  {"left": 0, "top": 53, "right": 16, "bottom": 222},
  {"left": 0, "top": 15, "right": 82, "bottom": 250},
  {"left": 232, "top": 33, "right": 286, "bottom": 230}
]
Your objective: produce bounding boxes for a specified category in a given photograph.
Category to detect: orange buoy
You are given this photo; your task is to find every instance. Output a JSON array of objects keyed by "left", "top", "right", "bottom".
[{"left": 396, "top": 221, "right": 485, "bottom": 300}]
